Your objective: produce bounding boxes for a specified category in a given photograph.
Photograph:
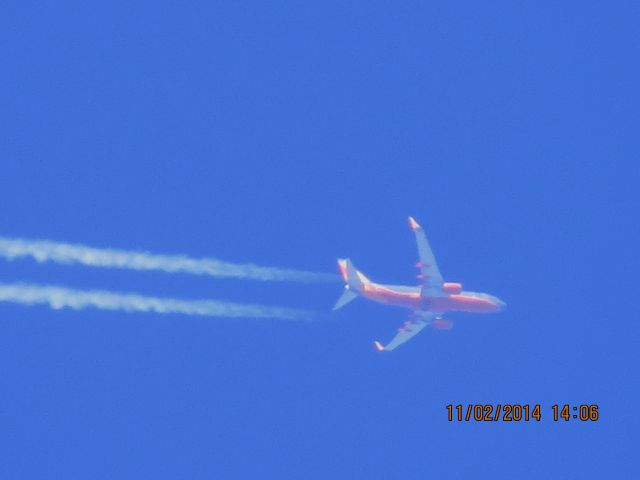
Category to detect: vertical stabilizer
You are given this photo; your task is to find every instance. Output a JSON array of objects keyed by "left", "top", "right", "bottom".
[{"left": 333, "top": 258, "right": 370, "bottom": 310}]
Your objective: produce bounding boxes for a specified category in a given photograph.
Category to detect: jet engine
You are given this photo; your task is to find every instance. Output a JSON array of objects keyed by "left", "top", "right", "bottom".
[{"left": 443, "top": 282, "right": 463, "bottom": 294}]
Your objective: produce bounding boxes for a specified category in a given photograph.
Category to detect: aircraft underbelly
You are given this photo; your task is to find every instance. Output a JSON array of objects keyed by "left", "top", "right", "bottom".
[
  {"left": 445, "top": 295, "right": 497, "bottom": 313},
  {"left": 361, "top": 283, "right": 499, "bottom": 313},
  {"left": 362, "top": 289, "right": 421, "bottom": 309}
]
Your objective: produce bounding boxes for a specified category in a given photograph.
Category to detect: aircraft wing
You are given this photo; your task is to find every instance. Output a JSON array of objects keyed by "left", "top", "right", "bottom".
[
  {"left": 374, "top": 311, "right": 437, "bottom": 352},
  {"left": 408, "top": 217, "right": 444, "bottom": 297}
]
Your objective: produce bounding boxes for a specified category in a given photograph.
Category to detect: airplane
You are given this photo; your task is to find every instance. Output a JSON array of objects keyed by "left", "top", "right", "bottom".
[{"left": 333, "top": 217, "right": 506, "bottom": 352}]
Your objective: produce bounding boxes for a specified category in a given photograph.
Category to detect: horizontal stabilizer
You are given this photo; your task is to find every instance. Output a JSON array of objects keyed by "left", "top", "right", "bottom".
[
  {"left": 333, "top": 258, "right": 370, "bottom": 310},
  {"left": 333, "top": 287, "right": 358, "bottom": 310}
]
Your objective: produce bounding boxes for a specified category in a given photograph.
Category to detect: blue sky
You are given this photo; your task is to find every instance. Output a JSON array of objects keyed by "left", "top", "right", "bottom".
[{"left": 1, "top": 1, "right": 638, "bottom": 478}]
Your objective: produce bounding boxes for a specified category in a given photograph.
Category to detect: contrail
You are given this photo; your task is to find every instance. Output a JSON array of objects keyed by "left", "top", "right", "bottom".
[
  {"left": 0, "top": 282, "right": 314, "bottom": 321},
  {"left": 0, "top": 237, "right": 338, "bottom": 283}
]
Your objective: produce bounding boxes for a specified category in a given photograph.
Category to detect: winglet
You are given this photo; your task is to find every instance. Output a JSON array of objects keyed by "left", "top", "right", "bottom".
[
  {"left": 408, "top": 216, "right": 421, "bottom": 231},
  {"left": 373, "top": 341, "right": 385, "bottom": 352}
]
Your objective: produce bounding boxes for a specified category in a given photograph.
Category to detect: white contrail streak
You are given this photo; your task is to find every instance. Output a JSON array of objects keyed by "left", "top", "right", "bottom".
[
  {"left": 0, "top": 282, "right": 314, "bottom": 320},
  {"left": 0, "top": 237, "right": 337, "bottom": 283}
]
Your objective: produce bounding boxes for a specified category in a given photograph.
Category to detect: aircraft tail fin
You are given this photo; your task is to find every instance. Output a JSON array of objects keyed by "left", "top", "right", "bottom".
[{"left": 333, "top": 258, "right": 370, "bottom": 310}]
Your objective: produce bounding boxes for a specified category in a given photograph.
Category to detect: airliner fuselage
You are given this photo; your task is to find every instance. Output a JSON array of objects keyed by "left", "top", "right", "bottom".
[
  {"left": 358, "top": 282, "right": 505, "bottom": 313},
  {"left": 333, "top": 217, "right": 506, "bottom": 351}
]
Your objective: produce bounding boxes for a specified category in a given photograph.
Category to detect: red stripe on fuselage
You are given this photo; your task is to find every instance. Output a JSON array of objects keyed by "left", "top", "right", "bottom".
[
  {"left": 360, "top": 283, "right": 422, "bottom": 309},
  {"left": 360, "top": 283, "right": 500, "bottom": 313}
]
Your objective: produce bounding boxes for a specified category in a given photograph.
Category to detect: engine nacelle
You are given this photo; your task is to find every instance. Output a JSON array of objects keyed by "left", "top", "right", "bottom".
[{"left": 443, "top": 282, "right": 463, "bottom": 294}]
